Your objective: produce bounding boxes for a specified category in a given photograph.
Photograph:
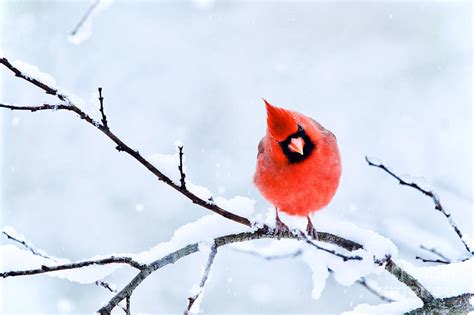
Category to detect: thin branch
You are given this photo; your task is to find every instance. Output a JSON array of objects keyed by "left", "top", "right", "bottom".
[
  {"left": 2, "top": 229, "right": 123, "bottom": 305},
  {"left": 185, "top": 244, "right": 217, "bottom": 314},
  {"left": 70, "top": 0, "right": 100, "bottom": 36},
  {"left": 365, "top": 156, "right": 473, "bottom": 255},
  {"left": 0, "top": 103, "right": 68, "bottom": 112},
  {"left": 303, "top": 235, "right": 362, "bottom": 262},
  {"left": 2, "top": 230, "right": 55, "bottom": 261},
  {"left": 1, "top": 256, "right": 145, "bottom": 279},
  {"left": 415, "top": 256, "right": 450, "bottom": 264},
  {"left": 98, "top": 87, "right": 108, "bottom": 129},
  {"left": 0, "top": 58, "right": 69, "bottom": 102},
  {"left": 356, "top": 278, "right": 395, "bottom": 303},
  {"left": 178, "top": 145, "right": 186, "bottom": 189},
  {"left": 419, "top": 245, "right": 451, "bottom": 262},
  {"left": 95, "top": 280, "right": 117, "bottom": 293},
  {"left": 125, "top": 295, "right": 131, "bottom": 315}
]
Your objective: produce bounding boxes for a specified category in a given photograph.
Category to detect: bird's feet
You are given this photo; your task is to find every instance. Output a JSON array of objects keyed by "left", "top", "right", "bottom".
[
  {"left": 274, "top": 216, "right": 290, "bottom": 239},
  {"left": 306, "top": 216, "right": 319, "bottom": 241}
]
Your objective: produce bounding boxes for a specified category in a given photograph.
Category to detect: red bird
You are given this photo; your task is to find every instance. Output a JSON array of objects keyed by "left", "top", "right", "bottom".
[{"left": 254, "top": 100, "right": 341, "bottom": 237}]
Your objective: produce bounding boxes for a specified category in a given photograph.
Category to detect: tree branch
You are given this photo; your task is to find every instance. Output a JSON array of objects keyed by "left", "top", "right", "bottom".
[
  {"left": 365, "top": 156, "right": 473, "bottom": 255},
  {"left": 384, "top": 256, "right": 434, "bottom": 303},
  {"left": 95, "top": 280, "right": 117, "bottom": 293},
  {"left": 70, "top": 0, "right": 100, "bottom": 37},
  {"left": 98, "top": 87, "right": 108, "bottom": 129},
  {"left": 419, "top": 245, "right": 450, "bottom": 262},
  {"left": 178, "top": 145, "right": 186, "bottom": 189},
  {"left": 98, "top": 228, "right": 365, "bottom": 314},
  {"left": 185, "top": 244, "right": 217, "bottom": 314},
  {"left": 1, "top": 256, "right": 145, "bottom": 279},
  {"left": 2, "top": 230, "right": 55, "bottom": 261},
  {"left": 415, "top": 256, "right": 450, "bottom": 264},
  {"left": 0, "top": 58, "right": 70, "bottom": 102},
  {"left": 356, "top": 278, "right": 395, "bottom": 303},
  {"left": 406, "top": 293, "right": 474, "bottom": 314}
]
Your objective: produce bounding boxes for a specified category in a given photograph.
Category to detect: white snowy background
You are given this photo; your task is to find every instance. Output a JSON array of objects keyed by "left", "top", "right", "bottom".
[{"left": 0, "top": 0, "right": 472, "bottom": 313}]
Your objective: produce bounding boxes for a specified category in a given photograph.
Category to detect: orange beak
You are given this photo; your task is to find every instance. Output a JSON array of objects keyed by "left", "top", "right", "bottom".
[{"left": 288, "top": 137, "right": 304, "bottom": 155}]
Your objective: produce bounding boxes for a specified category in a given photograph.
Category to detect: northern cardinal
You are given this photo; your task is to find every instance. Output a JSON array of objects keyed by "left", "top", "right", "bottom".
[{"left": 253, "top": 100, "right": 341, "bottom": 237}]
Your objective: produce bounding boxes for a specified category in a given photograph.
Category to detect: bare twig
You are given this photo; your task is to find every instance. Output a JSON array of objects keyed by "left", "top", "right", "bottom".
[
  {"left": 95, "top": 280, "right": 117, "bottom": 293},
  {"left": 415, "top": 256, "right": 450, "bottom": 264},
  {"left": 366, "top": 156, "right": 473, "bottom": 255},
  {"left": 178, "top": 145, "right": 186, "bottom": 189},
  {"left": 2, "top": 230, "right": 55, "bottom": 261},
  {"left": 1, "top": 256, "right": 145, "bottom": 279},
  {"left": 0, "top": 103, "right": 66, "bottom": 112},
  {"left": 185, "top": 244, "right": 217, "bottom": 314},
  {"left": 96, "top": 280, "right": 130, "bottom": 313},
  {"left": 125, "top": 295, "right": 131, "bottom": 315},
  {"left": 70, "top": 0, "right": 100, "bottom": 36},
  {"left": 98, "top": 87, "right": 108, "bottom": 128},
  {"left": 356, "top": 278, "right": 395, "bottom": 303},
  {"left": 303, "top": 235, "right": 361, "bottom": 262},
  {"left": 420, "top": 245, "right": 451, "bottom": 262}
]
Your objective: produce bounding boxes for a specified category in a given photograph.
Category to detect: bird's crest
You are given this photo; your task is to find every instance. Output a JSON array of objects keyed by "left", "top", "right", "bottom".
[{"left": 263, "top": 99, "right": 298, "bottom": 141}]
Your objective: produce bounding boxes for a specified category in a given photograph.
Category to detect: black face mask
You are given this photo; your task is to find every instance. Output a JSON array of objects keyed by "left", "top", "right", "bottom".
[{"left": 279, "top": 125, "right": 315, "bottom": 164}]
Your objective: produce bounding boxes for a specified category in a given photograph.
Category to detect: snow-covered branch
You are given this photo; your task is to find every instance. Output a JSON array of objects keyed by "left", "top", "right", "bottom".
[
  {"left": 366, "top": 156, "right": 473, "bottom": 255},
  {"left": 2, "top": 228, "right": 55, "bottom": 261},
  {"left": 98, "top": 229, "right": 362, "bottom": 314}
]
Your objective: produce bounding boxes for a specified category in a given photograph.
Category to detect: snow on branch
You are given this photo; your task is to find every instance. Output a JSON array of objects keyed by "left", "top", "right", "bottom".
[
  {"left": 0, "top": 57, "right": 70, "bottom": 103},
  {"left": 2, "top": 226, "right": 56, "bottom": 261},
  {"left": 365, "top": 156, "right": 473, "bottom": 255},
  {"left": 1, "top": 55, "right": 473, "bottom": 314}
]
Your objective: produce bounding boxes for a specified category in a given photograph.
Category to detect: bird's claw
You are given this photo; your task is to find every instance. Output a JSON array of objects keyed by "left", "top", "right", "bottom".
[
  {"left": 306, "top": 218, "right": 319, "bottom": 241},
  {"left": 274, "top": 217, "right": 290, "bottom": 239}
]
